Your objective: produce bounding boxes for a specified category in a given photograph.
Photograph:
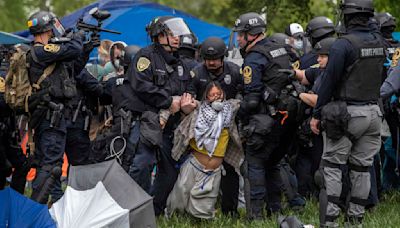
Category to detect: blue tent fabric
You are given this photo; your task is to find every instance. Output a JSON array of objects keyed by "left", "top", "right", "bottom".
[
  {"left": 0, "top": 187, "right": 56, "bottom": 228},
  {"left": 393, "top": 32, "right": 400, "bottom": 42},
  {"left": 0, "top": 31, "right": 30, "bottom": 45},
  {"left": 15, "top": 0, "right": 231, "bottom": 47}
]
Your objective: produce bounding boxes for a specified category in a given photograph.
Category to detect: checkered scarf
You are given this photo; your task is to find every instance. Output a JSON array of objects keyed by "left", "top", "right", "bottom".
[{"left": 194, "top": 101, "right": 232, "bottom": 157}]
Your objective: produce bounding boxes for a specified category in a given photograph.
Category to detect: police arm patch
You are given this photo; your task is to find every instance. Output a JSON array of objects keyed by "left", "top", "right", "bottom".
[
  {"left": 243, "top": 66, "right": 252, "bottom": 85},
  {"left": 392, "top": 48, "right": 400, "bottom": 67},
  {"left": 0, "top": 77, "right": 5, "bottom": 93},
  {"left": 136, "top": 57, "right": 151, "bottom": 72},
  {"left": 43, "top": 44, "right": 60, "bottom": 53}
]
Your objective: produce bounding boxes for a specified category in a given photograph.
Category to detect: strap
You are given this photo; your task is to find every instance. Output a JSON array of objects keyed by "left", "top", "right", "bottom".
[
  {"left": 349, "top": 197, "right": 369, "bottom": 206},
  {"left": 27, "top": 127, "right": 35, "bottom": 156},
  {"left": 327, "top": 195, "right": 341, "bottom": 205},
  {"left": 348, "top": 163, "right": 369, "bottom": 172},
  {"left": 321, "top": 159, "right": 341, "bottom": 169},
  {"left": 325, "top": 215, "right": 339, "bottom": 223},
  {"left": 32, "top": 63, "right": 56, "bottom": 90}
]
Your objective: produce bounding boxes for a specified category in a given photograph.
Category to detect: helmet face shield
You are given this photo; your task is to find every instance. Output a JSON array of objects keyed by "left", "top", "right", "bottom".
[
  {"left": 163, "top": 18, "right": 191, "bottom": 37},
  {"left": 51, "top": 18, "right": 65, "bottom": 37}
]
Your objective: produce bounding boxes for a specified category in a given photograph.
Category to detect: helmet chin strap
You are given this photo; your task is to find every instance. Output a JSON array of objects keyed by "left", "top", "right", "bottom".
[
  {"left": 159, "top": 32, "right": 177, "bottom": 52},
  {"left": 242, "top": 33, "right": 260, "bottom": 52}
]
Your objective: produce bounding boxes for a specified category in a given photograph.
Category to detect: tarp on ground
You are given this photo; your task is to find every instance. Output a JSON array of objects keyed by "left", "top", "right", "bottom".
[
  {"left": 15, "top": 0, "right": 231, "bottom": 47},
  {"left": 0, "top": 187, "right": 56, "bottom": 228},
  {"left": 49, "top": 159, "right": 156, "bottom": 228}
]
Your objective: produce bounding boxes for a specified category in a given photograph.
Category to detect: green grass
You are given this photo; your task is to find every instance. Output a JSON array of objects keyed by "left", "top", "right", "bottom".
[{"left": 157, "top": 191, "right": 400, "bottom": 228}]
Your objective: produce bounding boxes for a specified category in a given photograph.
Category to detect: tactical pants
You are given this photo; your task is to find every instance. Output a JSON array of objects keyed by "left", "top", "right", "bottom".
[
  {"left": 295, "top": 134, "right": 323, "bottom": 197},
  {"left": 65, "top": 117, "right": 91, "bottom": 166},
  {"left": 31, "top": 117, "right": 66, "bottom": 204},
  {"left": 128, "top": 121, "right": 156, "bottom": 194},
  {"left": 151, "top": 130, "right": 180, "bottom": 216},
  {"left": 0, "top": 132, "right": 27, "bottom": 194},
  {"left": 321, "top": 104, "right": 382, "bottom": 224}
]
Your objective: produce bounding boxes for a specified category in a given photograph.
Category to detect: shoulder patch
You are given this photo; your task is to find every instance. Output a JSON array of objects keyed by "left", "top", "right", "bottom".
[
  {"left": 0, "top": 77, "right": 5, "bottom": 93},
  {"left": 243, "top": 66, "right": 252, "bottom": 85},
  {"left": 392, "top": 48, "right": 400, "bottom": 67},
  {"left": 43, "top": 44, "right": 60, "bottom": 53},
  {"left": 136, "top": 57, "right": 151, "bottom": 72},
  {"left": 190, "top": 70, "right": 196, "bottom": 78},
  {"left": 292, "top": 60, "right": 300, "bottom": 70}
]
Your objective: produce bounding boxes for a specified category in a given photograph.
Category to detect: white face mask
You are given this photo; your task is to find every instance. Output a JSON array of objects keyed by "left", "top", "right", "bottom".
[
  {"left": 293, "top": 39, "right": 304, "bottom": 50},
  {"left": 211, "top": 99, "right": 224, "bottom": 112}
]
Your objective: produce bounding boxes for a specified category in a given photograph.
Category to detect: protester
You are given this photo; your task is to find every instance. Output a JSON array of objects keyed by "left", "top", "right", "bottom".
[{"left": 166, "top": 81, "right": 243, "bottom": 219}]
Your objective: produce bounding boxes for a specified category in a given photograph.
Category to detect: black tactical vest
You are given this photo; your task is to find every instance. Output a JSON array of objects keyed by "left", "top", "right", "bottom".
[
  {"left": 336, "top": 34, "right": 386, "bottom": 102},
  {"left": 248, "top": 41, "right": 292, "bottom": 94}
]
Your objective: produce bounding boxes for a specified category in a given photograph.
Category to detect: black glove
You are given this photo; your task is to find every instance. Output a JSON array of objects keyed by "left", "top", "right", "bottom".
[
  {"left": 91, "top": 33, "right": 101, "bottom": 48},
  {"left": 73, "top": 29, "right": 86, "bottom": 42},
  {"left": 278, "top": 69, "right": 296, "bottom": 80}
]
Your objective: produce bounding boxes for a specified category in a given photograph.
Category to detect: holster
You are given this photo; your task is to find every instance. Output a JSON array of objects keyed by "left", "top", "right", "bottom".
[{"left": 321, "top": 101, "right": 351, "bottom": 140}]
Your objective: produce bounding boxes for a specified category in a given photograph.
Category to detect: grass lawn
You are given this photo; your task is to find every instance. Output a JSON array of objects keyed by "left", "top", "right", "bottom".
[{"left": 157, "top": 191, "right": 400, "bottom": 228}]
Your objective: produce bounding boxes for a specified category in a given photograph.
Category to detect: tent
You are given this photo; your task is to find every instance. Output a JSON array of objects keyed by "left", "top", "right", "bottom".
[
  {"left": 393, "top": 32, "right": 400, "bottom": 41},
  {"left": 50, "top": 159, "right": 156, "bottom": 228},
  {"left": 0, "top": 31, "right": 30, "bottom": 45},
  {"left": 16, "top": 0, "right": 231, "bottom": 47},
  {"left": 0, "top": 187, "right": 56, "bottom": 228}
]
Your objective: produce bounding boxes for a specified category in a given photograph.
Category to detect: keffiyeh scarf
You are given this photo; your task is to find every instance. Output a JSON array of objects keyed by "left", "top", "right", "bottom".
[{"left": 194, "top": 101, "right": 232, "bottom": 157}]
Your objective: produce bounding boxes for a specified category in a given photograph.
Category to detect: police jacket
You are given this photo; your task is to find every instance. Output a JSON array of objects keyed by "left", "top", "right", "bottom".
[
  {"left": 313, "top": 25, "right": 386, "bottom": 119},
  {"left": 110, "top": 74, "right": 145, "bottom": 117},
  {"left": 188, "top": 61, "right": 243, "bottom": 100},
  {"left": 28, "top": 35, "right": 84, "bottom": 105},
  {"left": 129, "top": 43, "right": 191, "bottom": 113},
  {"left": 242, "top": 38, "right": 292, "bottom": 97}
]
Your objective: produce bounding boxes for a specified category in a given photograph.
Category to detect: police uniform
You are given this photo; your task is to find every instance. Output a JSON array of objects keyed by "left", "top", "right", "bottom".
[
  {"left": 313, "top": 25, "right": 385, "bottom": 223},
  {"left": 241, "top": 37, "right": 301, "bottom": 217},
  {"left": 188, "top": 60, "right": 243, "bottom": 215},
  {"left": 29, "top": 34, "right": 84, "bottom": 204},
  {"left": 128, "top": 43, "right": 191, "bottom": 208}
]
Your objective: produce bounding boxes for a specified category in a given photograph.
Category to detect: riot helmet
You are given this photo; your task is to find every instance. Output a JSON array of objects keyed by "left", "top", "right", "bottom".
[
  {"left": 146, "top": 16, "right": 191, "bottom": 41},
  {"left": 269, "top": 33, "right": 290, "bottom": 46},
  {"left": 340, "top": 0, "right": 374, "bottom": 16},
  {"left": 375, "top": 12, "right": 396, "bottom": 38},
  {"left": 233, "top": 12, "right": 266, "bottom": 35},
  {"left": 313, "top": 37, "right": 337, "bottom": 55},
  {"left": 27, "top": 11, "right": 65, "bottom": 37},
  {"left": 122, "top": 45, "right": 141, "bottom": 67},
  {"left": 200, "top": 37, "right": 227, "bottom": 60},
  {"left": 306, "top": 16, "right": 335, "bottom": 45},
  {"left": 179, "top": 33, "right": 198, "bottom": 51}
]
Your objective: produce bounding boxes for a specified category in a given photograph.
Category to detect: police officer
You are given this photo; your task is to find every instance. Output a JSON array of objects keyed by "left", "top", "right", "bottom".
[
  {"left": 90, "top": 44, "right": 144, "bottom": 171},
  {"left": 27, "top": 11, "right": 85, "bottom": 204},
  {"left": 0, "top": 45, "right": 28, "bottom": 194},
  {"left": 299, "top": 16, "right": 335, "bottom": 70},
  {"left": 178, "top": 33, "right": 200, "bottom": 70},
  {"left": 128, "top": 16, "right": 196, "bottom": 215},
  {"left": 233, "top": 12, "right": 299, "bottom": 219},
  {"left": 310, "top": 0, "right": 385, "bottom": 226},
  {"left": 375, "top": 12, "right": 399, "bottom": 59},
  {"left": 188, "top": 36, "right": 243, "bottom": 215}
]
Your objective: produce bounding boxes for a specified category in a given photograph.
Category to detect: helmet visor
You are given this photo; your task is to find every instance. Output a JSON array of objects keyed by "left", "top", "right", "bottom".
[
  {"left": 51, "top": 18, "right": 65, "bottom": 37},
  {"left": 163, "top": 18, "right": 191, "bottom": 37}
]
